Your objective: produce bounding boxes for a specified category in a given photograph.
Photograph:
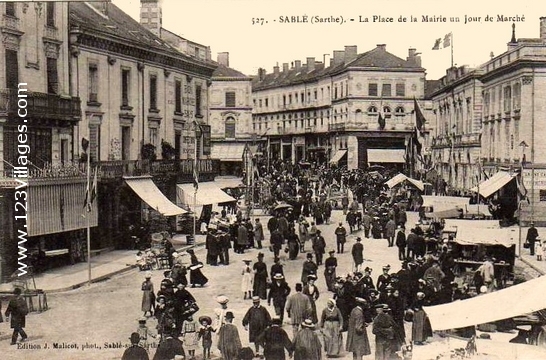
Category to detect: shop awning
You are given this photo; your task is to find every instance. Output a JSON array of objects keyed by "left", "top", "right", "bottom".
[
  {"left": 124, "top": 176, "right": 186, "bottom": 216},
  {"left": 329, "top": 150, "right": 347, "bottom": 164},
  {"left": 385, "top": 173, "right": 408, "bottom": 188},
  {"left": 470, "top": 171, "right": 516, "bottom": 198},
  {"left": 367, "top": 149, "right": 405, "bottom": 163},
  {"left": 177, "top": 182, "right": 236, "bottom": 206},
  {"left": 423, "top": 274, "right": 546, "bottom": 331},
  {"left": 210, "top": 143, "right": 246, "bottom": 162}
]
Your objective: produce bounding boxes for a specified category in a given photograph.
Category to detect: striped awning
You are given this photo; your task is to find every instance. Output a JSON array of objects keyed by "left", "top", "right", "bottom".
[
  {"left": 125, "top": 176, "right": 186, "bottom": 216},
  {"left": 27, "top": 177, "right": 98, "bottom": 237}
]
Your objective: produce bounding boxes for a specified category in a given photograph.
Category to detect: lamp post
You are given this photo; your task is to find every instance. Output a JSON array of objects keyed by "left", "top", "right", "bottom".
[{"left": 518, "top": 140, "right": 529, "bottom": 256}]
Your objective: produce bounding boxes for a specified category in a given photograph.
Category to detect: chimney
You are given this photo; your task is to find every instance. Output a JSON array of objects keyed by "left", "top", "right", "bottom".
[
  {"left": 217, "top": 52, "right": 229, "bottom": 67},
  {"left": 344, "top": 45, "right": 358, "bottom": 63},
  {"left": 540, "top": 17, "right": 546, "bottom": 40},
  {"left": 408, "top": 48, "right": 416, "bottom": 58},
  {"left": 257, "top": 68, "right": 266, "bottom": 81},
  {"left": 294, "top": 60, "right": 301, "bottom": 71},
  {"left": 333, "top": 50, "right": 345, "bottom": 65},
  {"left": 273, "top": 62, "right": 280, "bottom": 75},
  {"left": 140, "top": 0, "right": 162, "bottom": 37},
  {"left": 376, "top": 44, "right": 386, "bottom": 51},
  {"left": 323, "top": 54, "right": 331, "bottom": 67},
  {"left": 306, "top": 57, "right": 315, "bottom": 72},
  {"left": 283, "top": 63, "right": 289, "bottom": 72},
  {"left": 407, "top": 48, "right": 422, "bottom": 67}
]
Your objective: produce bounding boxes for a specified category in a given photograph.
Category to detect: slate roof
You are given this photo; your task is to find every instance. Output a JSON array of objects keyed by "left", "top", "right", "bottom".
[
  {"left": 425, "top": 80, "right": 442, "bottom": 99},
  {"left": 69, "top": 2, "right": 215, "bottom": 69},
  {"left": 253, "top": 46, "right": 424, "bottom": 91},
  {"left": 212, "top": 63, "right": 250, "bottom": 79}
]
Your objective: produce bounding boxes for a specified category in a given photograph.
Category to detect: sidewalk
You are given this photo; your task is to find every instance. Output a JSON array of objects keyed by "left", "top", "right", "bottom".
[
  {"left": 0, "top": 234, "right": 206, "bottom": 294},
  {"left": 517, "top": 225, "right": 546, "bottom": 276}
]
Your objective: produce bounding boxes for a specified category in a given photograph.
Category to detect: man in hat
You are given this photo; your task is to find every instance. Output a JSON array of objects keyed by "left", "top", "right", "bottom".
[
  {"left": 5, "top": 287, "right": 29, "bottom": 345},
  {"left": 377, "top": 265, "right": 392, "bottom": 293},
  {"left": 285, "top": 283, "right": 312, "bottom": 338},
  {"left": 153, "top": 328, "right": 185, "bottom": 360},
  {"left": 526, "top": 222, "right": 539, "bottom": 256},
  {"left": 312, "top": 230, "right": 326, "bottom": 265},
  {"left": 253, "top": 252, "right": 268, "bottom": 299},
  {"left": 237, "top": 221, "right": 249, "bottom": 254},
  {"left": 385, "top": 217, "right": 397, "bottom": 247},
  {"left": 301, "top": 253, "right": 318, "bottom": 285},
  {"left": 395, "top": 226, "right": 406, "bottom": 260},
  {"left": 335, "top": 222, "right": 348, "bottom": 254},
  {"left": 346, "top": 297, "right": 371, "bottom": 360},
  {"left": 362, "top": 211, "right": 372, "bottom": 238},
  {"left": 423, "top": 260, "right": 445, "bottom": 292},
  {"left": 122, "top": 332, "right": 149, "bottom": 360},
  {"left": 270, "top": 256, "right": 284, "bottom": 279},
  {"left": 218, "top": 312, "right": 242, "bottom": 360},
  {"left": 254, "top": 218, "right": 264, "bottom": 249},
  {"left": 372, "top": 304, "right": 398, "bottom": 360},
  {"left": 268, "top": 273, "right": 291, "bottom": 323},
  {"left": 405, "top": 228, "right": 418, "bottom": 260},
  {"left": 258, "top": 317, "right": 294, "bottom": 360},
  {"left": 324, "top": 250, "right": 338, "bottom": 292},
  {"left": 293, "top": 319, "right": 322, "bottom": 360},
  {"left": 351, "top": 237, "right": 364, "bottom": 272},
  {"left": 243, "top": 297, "right": 272, "bottom": 357},
  {"left": 270, "top": 227, "right": 284, "bottom": 259}
]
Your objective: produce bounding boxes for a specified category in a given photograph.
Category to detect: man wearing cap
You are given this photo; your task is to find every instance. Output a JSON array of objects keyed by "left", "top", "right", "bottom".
[
  {"left": 293, "top": 319, "right": 322, "bottom": 360},
  {"left": 243, "top": 297, "right": 272, "bottom": 357},
  {"left": 526, "top": 222, "right": 539, "bottom": 256},
  {"left": 122, "top": 332, "right": 149, "bottom": 360},
  {"left": 217, "top": 312, "right": 242, "bottom": 360},
  {"left": 312, "top": 230, "right": 326, "bottom": 265},
  {"left": 372, "top": 304, "right": 398, "bottom": 360},
  {"left": 285, "top": 283, "right": 312, "bottom": 338},
  {"left": 268, "top": 274, "right": 291, "bottom": 323},
  {"left": 324, "top": 250, "right": 338, "bottom": 292},
  {"left": 346, "top": 297, "right": 371, "bottom": 359},
  {"left": 351, "top": 237, "right": 364, "bottom": 272},
  {"left": 335, "top": 222, "right": 348, "bottom": 254},
  {"left": 258, "top": 317, "right": 294, "bottom": 360}
]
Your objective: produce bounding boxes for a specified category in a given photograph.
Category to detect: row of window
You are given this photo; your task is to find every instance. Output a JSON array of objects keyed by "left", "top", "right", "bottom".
[
  {"left": 87, "top": 65, "right": 203, "bottom": 116},
  {"left": 253, "top": 82, "right": 407, "bottom": 109},
  {"left": 483, "top": 82, "right": 521, "bottom": 116},
  {"left": 5, "top": 2, "right": 56, "bottom": 27}
]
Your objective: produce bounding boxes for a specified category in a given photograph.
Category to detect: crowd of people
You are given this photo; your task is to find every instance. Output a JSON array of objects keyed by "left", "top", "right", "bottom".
[{"left": 125, "top": 161, "right": 526, "bottom": 360}]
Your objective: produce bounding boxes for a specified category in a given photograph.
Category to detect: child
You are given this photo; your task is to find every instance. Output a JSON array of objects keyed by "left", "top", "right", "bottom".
[
  {"left": 241, "top": 260, "right": 253, "bottom": 300},
  {"left": 198, "top": 315, "right": 215, "bottom": 360},
  {"left": 540, "top": 239, "right": 546, "bottom": 261},
  {"left": 136, "top": 317, "right": 156, "bottom": 348},
  {"left": 182, "top": 315, "right": 199, "bottom": 360}
]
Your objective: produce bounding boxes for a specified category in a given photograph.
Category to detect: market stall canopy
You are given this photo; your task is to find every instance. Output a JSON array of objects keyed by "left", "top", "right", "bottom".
[
  {"left": 177, "top": 182, "right": 236, "bottom": 206},
  {"left": 421, "top": 196, "right": 470, "bottom": 209},
  {"left": 424, "top": 208, "right": 462, "bottom": 219},
  {"left": 213, "top": 176, "right": 244, "bottom": 189},
  {"left": 210, "top": 143, "right": 246, "bottom": 162},
  {"left": 124, "top": 176, "right": 187, "bottom": 216},
  {"left": 329, "top": 150, "right": 347, "bottom": 164},
  {"left": 442, "top": 219, "right": 500, "bottom": 233},
  {"left": 470, "top": 171, "right": 516, "bottom": 198},
  {"left": 424, "top": 274, "right": 546, "bottom": 331},
  {"left": 367, "top": 149, "right": 405, "bottom": 163},
  {"left": 464, "top": 204, "right": 493, "bottom": 218},
  {"left": 454, "top": 227, "right": 518, "bottom": 248},
  {"left": 385, "top": 173, "right": 424, "bottom": 191}
]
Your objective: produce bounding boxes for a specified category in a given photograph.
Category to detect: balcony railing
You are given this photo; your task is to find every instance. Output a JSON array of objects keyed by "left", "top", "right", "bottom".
[
  {"left": 1, "top": 14, "right": 20, "bottom": 32},
  {"left": 0, "top": 89, "right": 81, "bottom": 123}
]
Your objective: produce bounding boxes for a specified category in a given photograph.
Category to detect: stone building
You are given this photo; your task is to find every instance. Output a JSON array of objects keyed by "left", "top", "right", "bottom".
[{"left": 252, "top": 45, "right": 432, "bottom": 172}]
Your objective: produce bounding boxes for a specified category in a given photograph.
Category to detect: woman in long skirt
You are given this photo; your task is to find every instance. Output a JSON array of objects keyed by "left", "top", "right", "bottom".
[
  {"left": 411, "top": 292, "right": 432, "bottom": 345},
  {"left": 187, "top": 249, "right": 208, "bottom": 287},
  {"left": 320, "top": 299, "right": 344, "bottom": 357},
  {"left": 141, "top": 271, "right": 155, "bottom": 317}
]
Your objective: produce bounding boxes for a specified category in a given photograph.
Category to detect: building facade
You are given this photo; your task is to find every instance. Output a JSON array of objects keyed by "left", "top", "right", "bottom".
[
  {"left": 208, "top": 52, "right": 253, "bottom": 176},
  {"left": 252, "top": 45, "right": 432, "bottom": 172},
  {"left": 69, "top": 1, "right": 217, "bottom": 249},
  {"left": 0, "top": 2, "right": 89, "bottom": 281}
]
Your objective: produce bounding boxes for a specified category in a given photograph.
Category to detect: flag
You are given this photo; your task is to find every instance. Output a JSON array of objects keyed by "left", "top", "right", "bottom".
[
  {"left": 432, "top": 38, "right": 441, "bottom": 50},
  {"left": 193, "top": 161, "right": 199, "bottom": 191},
  {"left": 443, "top": 33, "right": 452, "bottom": 48},
  {"left": 413, "top": 97, "right": 426, "bottom": 135},
  {"left": 413, "top": 127, "right": 422, "bottom": 156},
  {"left": 84, "top": 167, "right": 98, "bottom": 212},
  {"left": 378, "top": 111, "right": 385, "bottom": 130},
  {"left": 432, "top": 33, "right": 452, "bottom": 50}
]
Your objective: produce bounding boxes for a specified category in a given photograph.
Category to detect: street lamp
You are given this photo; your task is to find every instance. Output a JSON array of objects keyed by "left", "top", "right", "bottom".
[{"left": 518, "top": 140, "right": 529, "bottom": 256}]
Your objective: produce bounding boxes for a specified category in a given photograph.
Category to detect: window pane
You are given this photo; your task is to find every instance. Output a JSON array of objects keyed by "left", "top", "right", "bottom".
[
  {"left": 122, "top": 69, "right": 130, "bottom": 107},
  {"left": 368, "top": 83, "right": 377, "bottom": 96},
  {"left": 5, "top": 49, "right": 19, "bottom": 89},
  {"left": 46, "top": 58, "right": 58, "bottom": 94},
  {"left": 88, "top": 65, "right": 98, "bottom": 102},
  {"left": 195, "top": 85, "right": 202, "bottom": 116},
  {"left": 175, "top": 80, "right": 181, "bottom": 112},
  {"left": 381, "top": 83, "right": 391, "bottom": 97},
  {"left": 149, "top": 75, "right": 157, "bottom": 109},
  {"left": 396, "top": 83, "right": 405, "bottom": 96}
]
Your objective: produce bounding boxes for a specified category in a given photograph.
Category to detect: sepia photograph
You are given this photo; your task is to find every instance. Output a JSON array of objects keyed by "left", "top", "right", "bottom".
[{"left": 1, "top": 0, "right": 546, "bottom": 359}]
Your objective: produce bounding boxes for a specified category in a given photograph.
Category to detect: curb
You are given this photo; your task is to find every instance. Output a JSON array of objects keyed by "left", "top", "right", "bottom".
[
  {"left": 518, "top": 256, "right": 546, "bottom": 276},
  {"left": 43, "top": 242, "right": 206, "bottom": 294}
]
